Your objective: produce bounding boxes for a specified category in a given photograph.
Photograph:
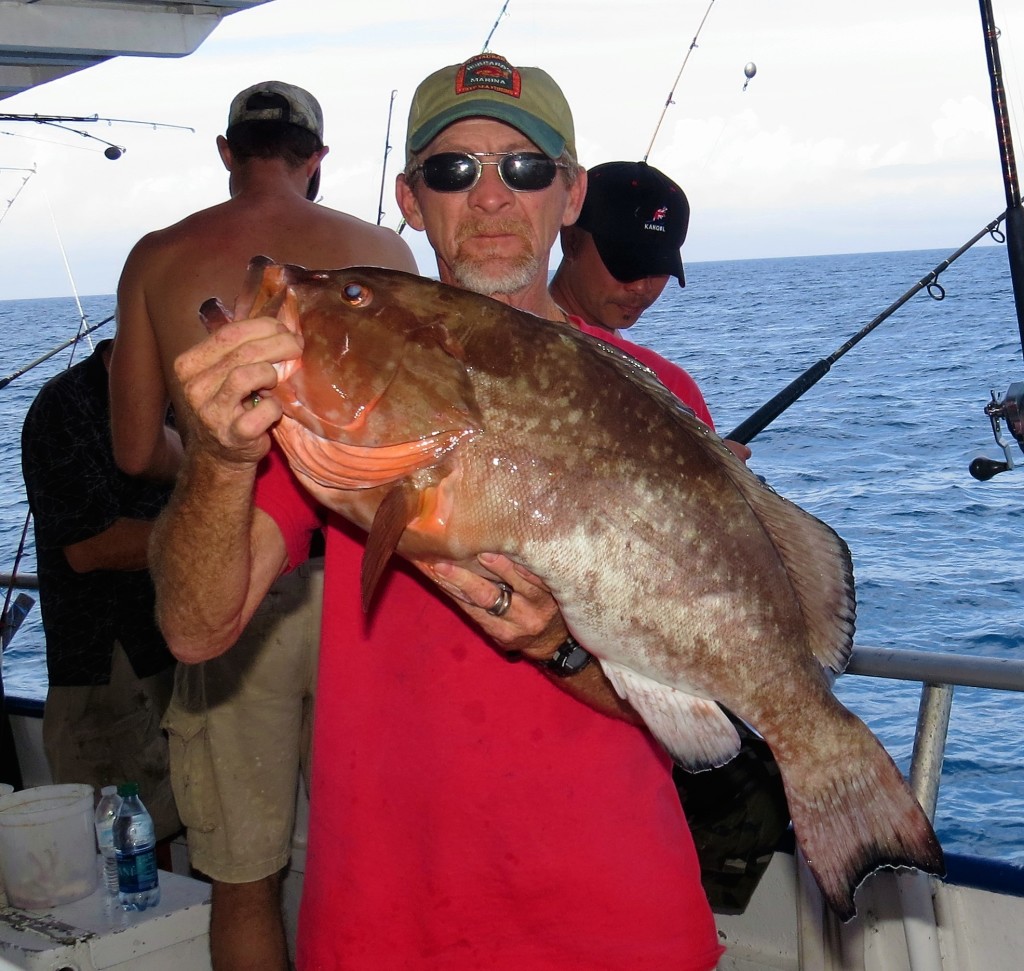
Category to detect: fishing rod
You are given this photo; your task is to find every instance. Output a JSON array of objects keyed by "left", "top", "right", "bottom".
[
  {"left": 0, "top": 165, "right": 35, "bottom": 227},
  {"left": 377, "top": 90, "right": 397, "bottom": 227},
  {"left": 643, "top": 0, "right": 718, "bottom": 162},
  {"left": 968, "top": 0, "right": 1024, "bottom": 480},
  {"left": 482, "top": 0, "right": 512, "bottom": 52},
  {"left": 0, "top": 113, "right": 195, "bottom": 160},
  {"left": 726, "top": 213, "right": 1008, "bottom": 445},
  {"left": 0, "top": 315, "right": 113, "bottom": 392},
  {"left": 396, "top": 1, "right": 513, "bottom": 236}
]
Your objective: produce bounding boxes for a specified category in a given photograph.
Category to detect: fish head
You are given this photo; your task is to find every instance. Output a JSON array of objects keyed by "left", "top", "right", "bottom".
[{"left": 237, "top": 259, "right": 483, "bottom": 504}]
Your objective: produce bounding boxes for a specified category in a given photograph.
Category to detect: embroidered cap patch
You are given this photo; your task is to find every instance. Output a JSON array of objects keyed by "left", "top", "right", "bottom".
[{"left": 455, "top": 54, "right": 522, "bottom": 99}]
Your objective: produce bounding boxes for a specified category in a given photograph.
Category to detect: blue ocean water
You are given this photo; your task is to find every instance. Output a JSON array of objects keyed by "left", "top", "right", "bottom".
[{"left": 1, "top": 246, "right": 1022, "bottom": 867}]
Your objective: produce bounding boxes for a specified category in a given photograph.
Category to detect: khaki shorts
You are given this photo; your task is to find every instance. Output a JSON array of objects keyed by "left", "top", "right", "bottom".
[
  {"left": 164, "top": 559, "right": 322, "bottom": 883},
  {"left": 44, "top": 642, "right": 180, "bottom": 841}
]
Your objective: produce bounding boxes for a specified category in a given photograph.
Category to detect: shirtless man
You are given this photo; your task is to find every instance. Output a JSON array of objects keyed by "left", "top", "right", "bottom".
[{"left": 109, "top": 81, "right": 416, "bottom": 971}]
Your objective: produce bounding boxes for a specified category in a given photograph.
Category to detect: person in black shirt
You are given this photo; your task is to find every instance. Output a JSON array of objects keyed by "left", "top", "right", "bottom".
[{"left": 21, "top": 338, "right": 179, "bottom": 839}]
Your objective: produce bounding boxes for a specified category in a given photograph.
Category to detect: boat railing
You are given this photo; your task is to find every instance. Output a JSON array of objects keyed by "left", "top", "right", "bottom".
[
  {"left": 3, "top": 571, "right": 1022, "bottom": 885},
  {"left": 848, "top": 646, "right": 1024, "bottom": 834},
  {"left": 1, "top": 572, "right": 37, "bottom": 590}
]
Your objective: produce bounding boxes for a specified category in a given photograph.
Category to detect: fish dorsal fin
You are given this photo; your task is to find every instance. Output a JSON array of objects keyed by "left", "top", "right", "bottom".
[
  {"left": 558, "top": 329, "right": 701, "bottom": 424},
  {"left": 361, "top": 480, "right": 421, "bottom": 611},
  {"left": 565, "top": 327, "right": 856, "bottom": 676},
  {"left": 730, "top": 469, "right": 856, "bottom": 675},
  {"left": 601, "top": 661, "right": 741, "bottom": 771}
]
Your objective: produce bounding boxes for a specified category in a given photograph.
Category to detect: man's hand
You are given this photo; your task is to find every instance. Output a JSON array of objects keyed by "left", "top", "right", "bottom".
[
  {"left": 419, "top": 552, "right": 567, "bottom": 661},
  {"left": 723, "top": 438, "right": 752, "bottom": 462},
  {"left": 417, "top": 552, "right": 641, "bottom": 723},
  {"left": 174, "top": 317, "right": 302, "bottom": 468}
]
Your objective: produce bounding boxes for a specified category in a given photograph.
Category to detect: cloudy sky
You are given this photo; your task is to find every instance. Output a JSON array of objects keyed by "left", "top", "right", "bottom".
[{"left": 0, "top": 0, "right": 1022, "bottom": 299}]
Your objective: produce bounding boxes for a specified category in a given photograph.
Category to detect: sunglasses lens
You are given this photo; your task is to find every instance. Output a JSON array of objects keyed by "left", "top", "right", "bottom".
[
  {"left": 420, "top": 154, "right": 480, "bottom": 192},
  {"left": 500, "top": 154, "right": 558, "bottom": 190},
  {"left": 418, "top": 153, "right": 561, "bottom": 192}
]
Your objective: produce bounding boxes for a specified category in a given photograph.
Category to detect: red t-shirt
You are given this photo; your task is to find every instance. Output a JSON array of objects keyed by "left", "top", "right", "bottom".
[
  {"left": 574, "top": 317, "right": 715, "bottom": 430},
  {"left": 255, "top": 324, "right": 723, "bottom": 970}
]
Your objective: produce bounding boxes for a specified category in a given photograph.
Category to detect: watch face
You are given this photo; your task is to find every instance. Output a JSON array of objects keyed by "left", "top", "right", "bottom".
[{"left": 548, "top": 638, "right": 592, "bottom": 677}]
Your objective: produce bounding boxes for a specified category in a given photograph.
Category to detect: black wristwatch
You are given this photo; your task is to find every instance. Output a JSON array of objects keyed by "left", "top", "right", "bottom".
[{"left": 545, "top": 634, "right": 593, "bottom": 677}]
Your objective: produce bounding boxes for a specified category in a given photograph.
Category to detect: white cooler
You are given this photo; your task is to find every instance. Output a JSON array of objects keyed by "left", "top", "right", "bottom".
[{"left": 0, "top": 864, "right": 211, "bottom": 971}]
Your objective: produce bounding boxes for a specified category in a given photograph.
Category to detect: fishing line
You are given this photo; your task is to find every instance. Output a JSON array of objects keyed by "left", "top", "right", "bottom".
[
  {"left": 727, "top": 212, "right": 1008, "bottom": 445},
  {"left": 644, "top": 0, "right": 718, "bottom": 162},
  {"left": 40, "top": 182, "right": 92, "bottom": 357}
]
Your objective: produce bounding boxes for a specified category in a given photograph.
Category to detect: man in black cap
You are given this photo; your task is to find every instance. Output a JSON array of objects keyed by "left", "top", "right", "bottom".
[{"left": 550, "top": 160, "right": 688, "bottom": 333}]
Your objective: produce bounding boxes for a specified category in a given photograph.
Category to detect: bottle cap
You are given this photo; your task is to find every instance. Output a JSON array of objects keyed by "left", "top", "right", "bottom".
[
  {"left": 100, "top": 785, "right": 117, "bottom": 796},
  {"left": 116, "top": 782, "right": 140, "bottom": 797}
]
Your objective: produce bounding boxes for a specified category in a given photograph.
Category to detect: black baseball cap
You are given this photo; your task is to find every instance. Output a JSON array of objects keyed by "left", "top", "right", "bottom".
[{"left": 575, "top": 161, "right": 689, "bottom": 286}]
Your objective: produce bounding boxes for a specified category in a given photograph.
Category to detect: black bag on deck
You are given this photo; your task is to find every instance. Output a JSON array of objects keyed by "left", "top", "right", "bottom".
[{"left": 674, "top": 716, "right": 791, "bottom": 914}]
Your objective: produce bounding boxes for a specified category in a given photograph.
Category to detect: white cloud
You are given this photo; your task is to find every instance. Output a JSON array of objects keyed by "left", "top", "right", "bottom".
[{"left": 0, "top": 0, "right": 1022, "bottom": 297}]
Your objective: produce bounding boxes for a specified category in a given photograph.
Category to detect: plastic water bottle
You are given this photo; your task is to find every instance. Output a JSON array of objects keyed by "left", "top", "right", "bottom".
[
  {"left": 112, "top": 782, "right": 161, "bottom": 911},
  {"left": 94, "top": 785, "right": 121, "bottom": 895}
]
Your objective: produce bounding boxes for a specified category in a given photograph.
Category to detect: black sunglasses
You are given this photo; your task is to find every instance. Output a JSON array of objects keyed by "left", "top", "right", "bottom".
[{"left": 412, "top": 151, "right": 567, "bottom": 193}]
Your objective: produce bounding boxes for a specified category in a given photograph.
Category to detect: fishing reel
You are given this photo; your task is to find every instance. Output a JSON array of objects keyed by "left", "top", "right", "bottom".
[{"left": 970, "top": 382, "right": 1024, "bottom": 480}]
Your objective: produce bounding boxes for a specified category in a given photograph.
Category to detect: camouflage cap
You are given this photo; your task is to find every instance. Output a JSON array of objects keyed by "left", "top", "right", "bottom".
[
  {"left": 406, "top": 53, "right": 576, "bottom": 162},
  {"left": 228, "top": 81, "right": 324, "bottom": 141}
]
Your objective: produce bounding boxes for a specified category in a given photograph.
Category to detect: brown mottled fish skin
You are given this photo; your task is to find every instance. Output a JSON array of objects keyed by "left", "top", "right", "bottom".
[{"left": 215, "top": 257, "right": 943, "bottom": 921}]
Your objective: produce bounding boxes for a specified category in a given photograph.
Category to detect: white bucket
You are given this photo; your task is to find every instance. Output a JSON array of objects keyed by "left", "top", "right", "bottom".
[{"left": 0, "top": 783, "right": 97, "bottom": 909}]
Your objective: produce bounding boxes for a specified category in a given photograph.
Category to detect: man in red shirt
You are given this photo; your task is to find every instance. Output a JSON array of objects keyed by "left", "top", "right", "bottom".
[
  {"left": 151, "top": 53, "right": 724, "bottom": 970},
  {"left": 551, "top": 159, "right": 690, "bottom": 334}
]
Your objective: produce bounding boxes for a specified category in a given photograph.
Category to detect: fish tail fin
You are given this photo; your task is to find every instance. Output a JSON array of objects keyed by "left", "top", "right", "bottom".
[{"left": 780, "top": 715, "right": 944, "bottom": 921}]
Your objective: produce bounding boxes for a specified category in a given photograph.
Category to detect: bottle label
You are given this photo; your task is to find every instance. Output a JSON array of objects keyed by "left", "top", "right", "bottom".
[{"left": 117, "top": 848, "right": 159, "bottom": 893}]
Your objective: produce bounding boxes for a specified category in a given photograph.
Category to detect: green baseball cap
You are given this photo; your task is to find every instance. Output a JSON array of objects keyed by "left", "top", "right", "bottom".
[{"left": 406, "top": 53, "right": 576, "bottom": 162}]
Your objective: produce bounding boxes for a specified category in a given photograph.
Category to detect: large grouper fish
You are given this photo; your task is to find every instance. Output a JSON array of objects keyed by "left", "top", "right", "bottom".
[{"left": 202, "top": 257, "right": 943, "bottom": 920}]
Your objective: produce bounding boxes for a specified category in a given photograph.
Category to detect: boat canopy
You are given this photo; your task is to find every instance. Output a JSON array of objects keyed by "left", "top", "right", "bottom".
[{"left": 0, "top": 0, "right": 273, "bottom": 102}]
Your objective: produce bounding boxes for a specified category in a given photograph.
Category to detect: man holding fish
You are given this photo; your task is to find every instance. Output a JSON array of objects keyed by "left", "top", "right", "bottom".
[
  {"left": 152, "top": 53, "right": 725, "bottom": 969},
  {"left": 153, "top": 48, "right": 943, "bottom": 966}
]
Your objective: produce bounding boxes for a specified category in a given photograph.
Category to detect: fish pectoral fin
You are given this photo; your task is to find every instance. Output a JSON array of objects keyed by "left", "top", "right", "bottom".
[
  {"left": 362, "top": 480, "right": 421, "bottom": 611},
  {"left": 600, "top": 661, "right": 740, "bottom": 770}
]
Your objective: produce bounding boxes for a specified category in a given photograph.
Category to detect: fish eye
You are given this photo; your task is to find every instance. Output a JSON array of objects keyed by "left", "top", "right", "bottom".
[{"left": 342, "top": 282, "right": 372, "bottom": 307}]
